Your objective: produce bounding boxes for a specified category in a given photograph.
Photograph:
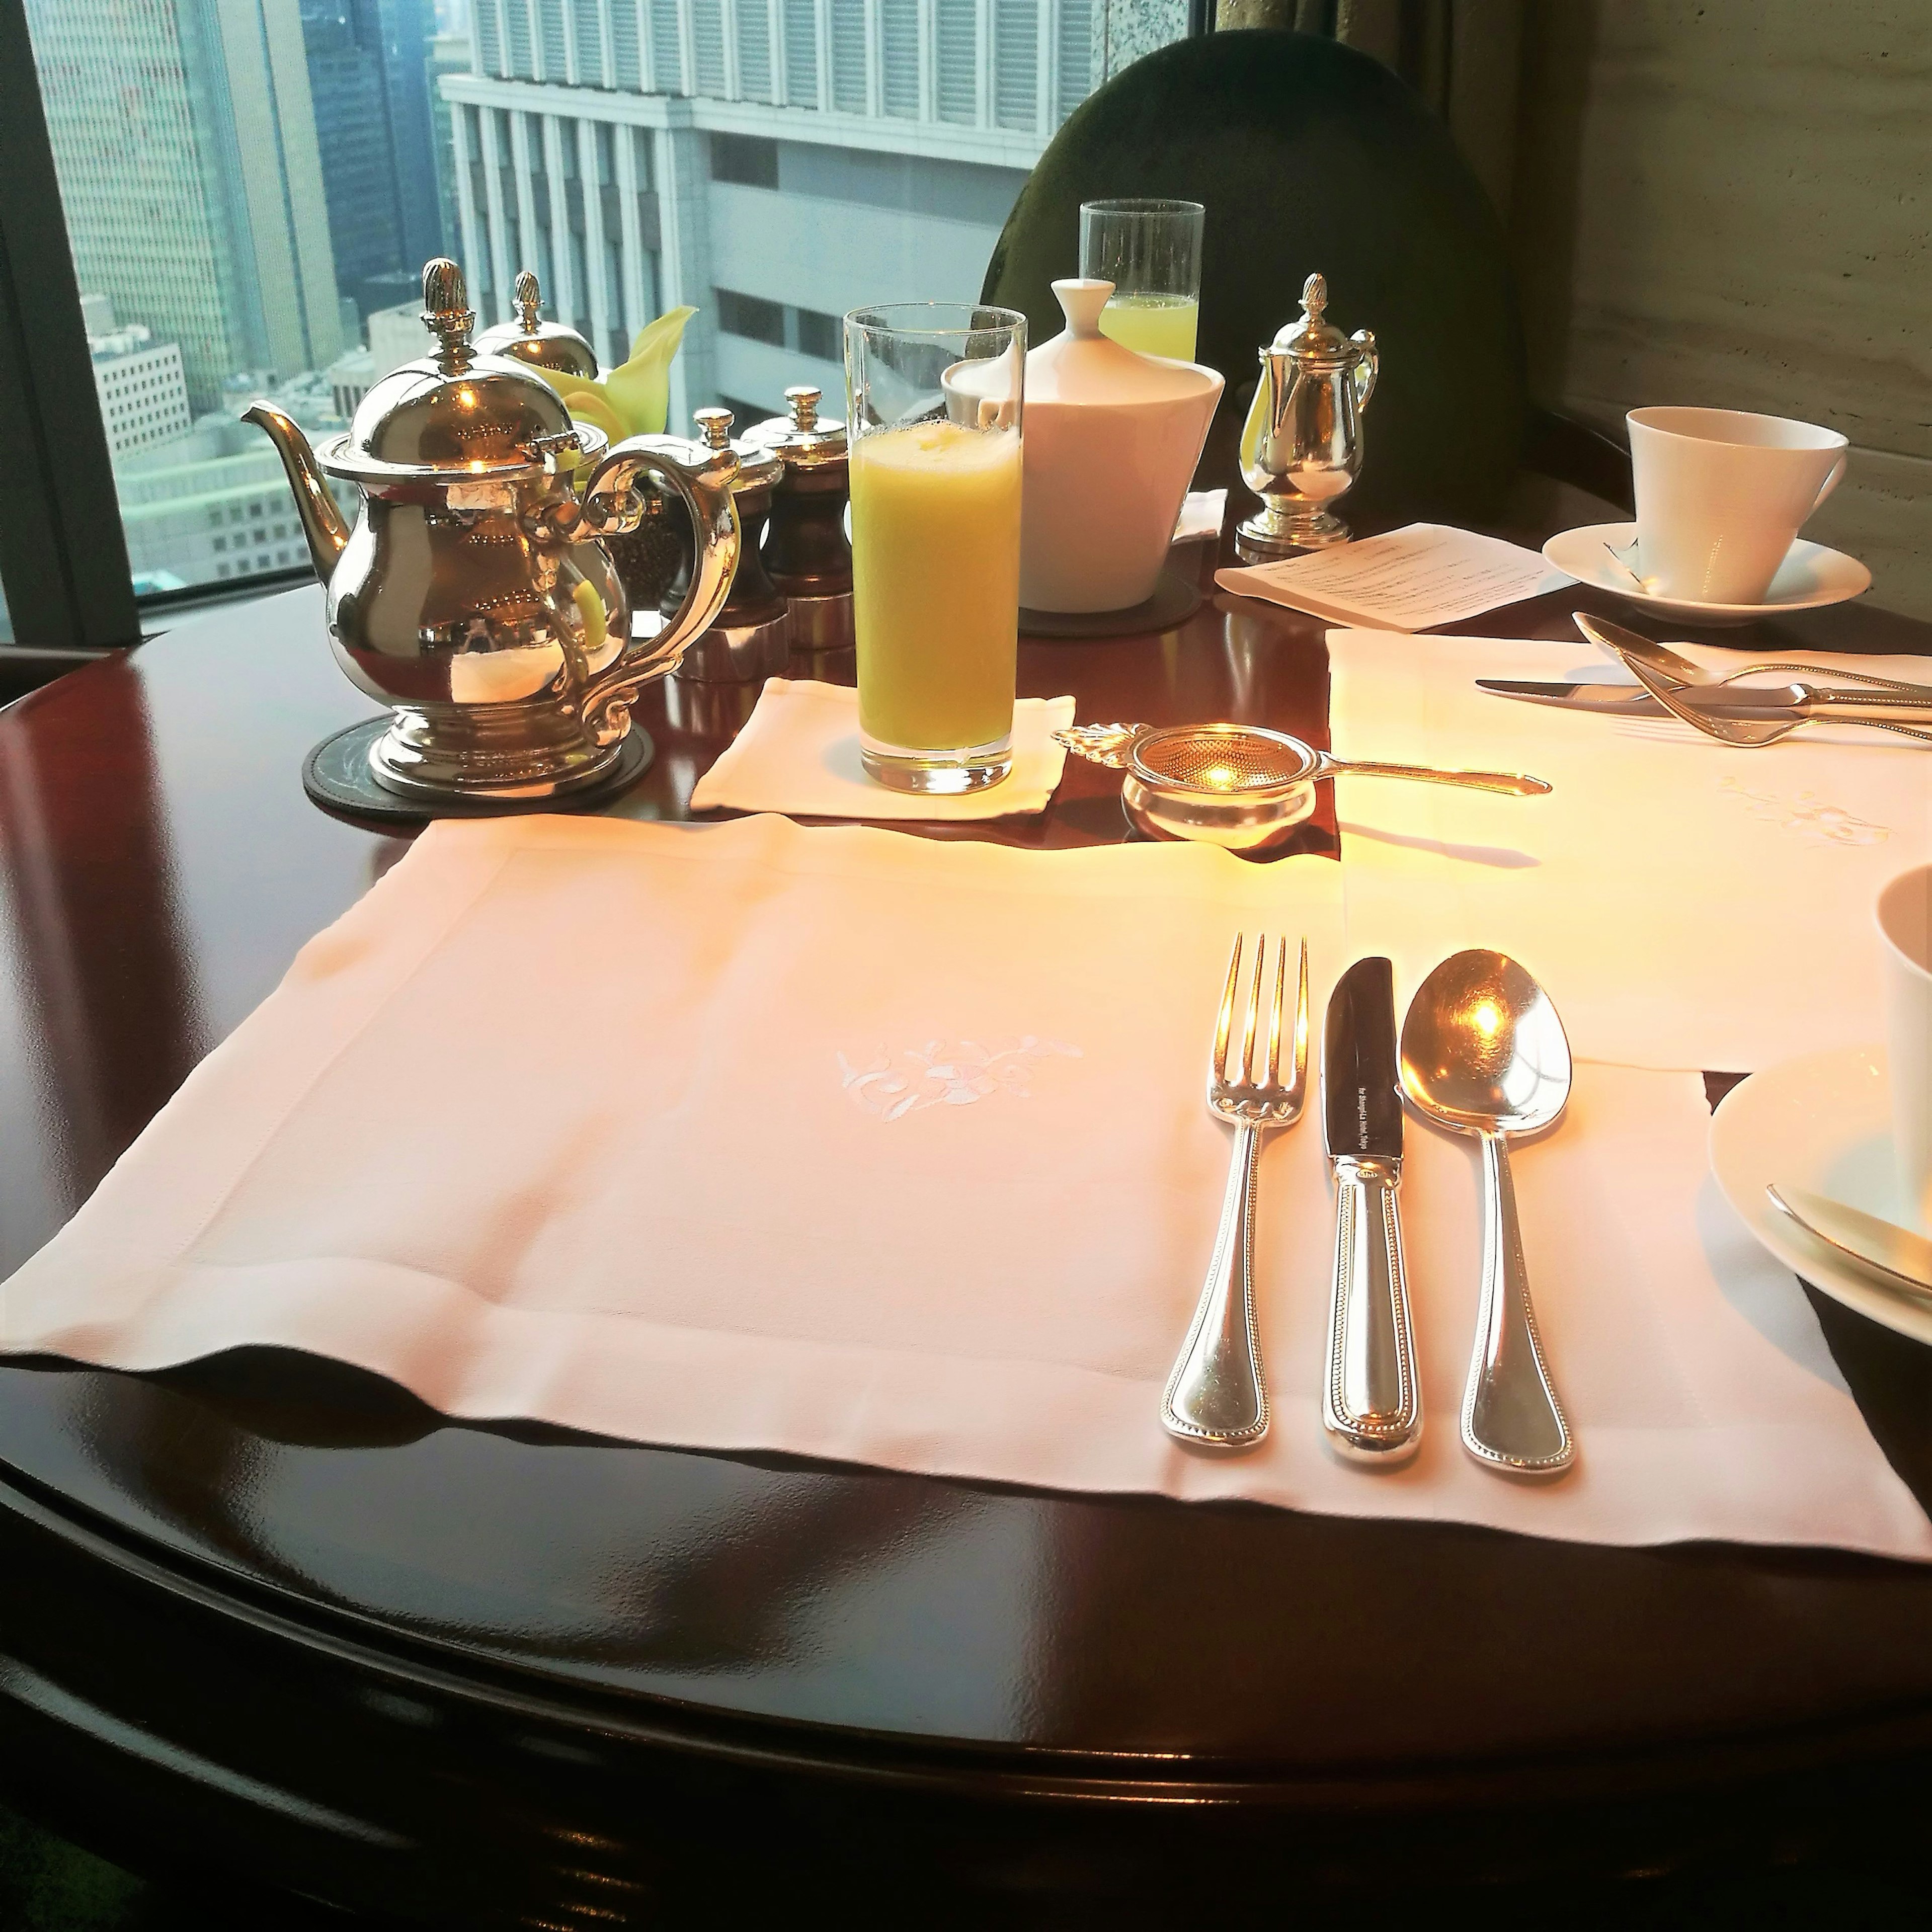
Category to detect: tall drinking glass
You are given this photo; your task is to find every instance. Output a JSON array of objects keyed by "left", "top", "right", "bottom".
[
  {"left": 1079, "top": 199, "right": 1204, "bottom": 362},
  {"left": 844, "top": 303, "right": 1026, "bottom": 793}
]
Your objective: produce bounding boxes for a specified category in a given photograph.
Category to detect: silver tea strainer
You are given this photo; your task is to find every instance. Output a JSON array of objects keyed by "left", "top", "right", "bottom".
[{"left": 1056, "top": 721, "right": 1549, "bottom": 853}]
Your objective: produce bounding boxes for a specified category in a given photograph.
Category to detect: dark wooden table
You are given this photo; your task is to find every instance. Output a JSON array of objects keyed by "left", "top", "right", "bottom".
[{"left": 3, "top": 538, "right": 1930, "bottom": 1926}]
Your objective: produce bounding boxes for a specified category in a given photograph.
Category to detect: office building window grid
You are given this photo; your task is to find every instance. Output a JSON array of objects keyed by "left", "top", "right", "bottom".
[{"left": 473, "top": 0, "right": 1093, "bottom": 131}]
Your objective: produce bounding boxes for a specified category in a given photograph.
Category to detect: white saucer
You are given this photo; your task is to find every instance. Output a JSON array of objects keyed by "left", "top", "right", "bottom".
[
  {"left": 1710, "top": 1043, "right": 1930, "bottom": 1346},
  {"left": 1545, "top": 521, "right": 1872, "bottom": 626}
]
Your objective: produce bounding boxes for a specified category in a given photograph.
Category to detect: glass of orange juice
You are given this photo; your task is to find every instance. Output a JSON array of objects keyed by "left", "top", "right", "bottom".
[
  {"left": 844, "top": 303, "right": 1026, "bottom": 793},
  {"left": 1080, "top": 199, "right": 1204, "bottom": 363}
]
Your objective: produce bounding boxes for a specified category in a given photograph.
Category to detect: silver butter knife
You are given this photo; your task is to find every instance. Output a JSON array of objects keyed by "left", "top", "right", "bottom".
[
  {"left": 1478, "top": 678, "right": 1932, "bottom": 724},
  {"left": 1468, "top": 676, "right": 1924, "bottom": 714},
  {"left": 1319, "top": 957, "right": 1422, "bottom": 1464},
  {"left": 1767, "top": 1185, "right": 1932, "bottom": 1299}
]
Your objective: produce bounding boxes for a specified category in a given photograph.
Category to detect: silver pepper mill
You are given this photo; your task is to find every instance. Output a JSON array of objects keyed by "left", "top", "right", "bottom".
[{"left": 1235, "top": 273, "right": 1379, "bottom": 560}]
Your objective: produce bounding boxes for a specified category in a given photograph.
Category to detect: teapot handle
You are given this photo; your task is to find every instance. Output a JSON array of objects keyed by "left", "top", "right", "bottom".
[
  {"left": 1350, "top": 329, "right": 1379, "bottom": 410},
  {"left": 574, "top": 435, "right": 742, "bottom": 745}
]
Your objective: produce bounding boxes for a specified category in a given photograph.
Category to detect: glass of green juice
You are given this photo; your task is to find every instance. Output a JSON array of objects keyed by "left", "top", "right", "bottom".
[
  {"left": 1079, "top": 199, "right": 1205, "bottom": 363},
  {"left": 844, "top": 303, "right": 1026, "bottom": 794}
]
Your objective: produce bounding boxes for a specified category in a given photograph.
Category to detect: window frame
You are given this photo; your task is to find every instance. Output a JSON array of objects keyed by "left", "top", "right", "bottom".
[{"left": 1, "top": 0, "right": 1212, "bottom": 655}]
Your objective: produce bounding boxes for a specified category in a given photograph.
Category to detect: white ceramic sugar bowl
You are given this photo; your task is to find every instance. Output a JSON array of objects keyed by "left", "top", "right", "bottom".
[{"left": 1018, "top": 278, "right": 1223, "bottom": 613}]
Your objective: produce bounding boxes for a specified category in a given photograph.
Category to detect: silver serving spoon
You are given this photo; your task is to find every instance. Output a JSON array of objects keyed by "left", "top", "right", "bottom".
[{"left": 1400, "top": 950, "right": 1576, "bottom": 1477}]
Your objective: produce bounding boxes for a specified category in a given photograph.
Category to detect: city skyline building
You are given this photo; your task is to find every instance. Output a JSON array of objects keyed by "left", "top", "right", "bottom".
[
  {"left": 299, "top": 0, "right": 449, "bottom": 319},
  {"left": 429, "top": 28, "right": 473, "bottom": 262},
  {"left": 26, "top": 0, "right": 347, "bottom": 412},
  {"left": 87, "top": 300, "right": 194, "bottom": 460},
  {"left": 441, "top": 0, "right": 1183, "bottom": 431}
]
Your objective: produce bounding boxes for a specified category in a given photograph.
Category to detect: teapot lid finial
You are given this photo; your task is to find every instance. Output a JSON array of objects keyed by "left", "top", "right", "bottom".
[
  {"left": 422, "top": 258, "right": 475, "bottom": 373},
  {"left": 514, "top": 269, "right": 542, "bottom": 332},
  {"left": 1271, "top": 270, "right": 1353, "bottom": 363},
  {"left": 784, "top": 384, "right": 821, "bottom": 430}
]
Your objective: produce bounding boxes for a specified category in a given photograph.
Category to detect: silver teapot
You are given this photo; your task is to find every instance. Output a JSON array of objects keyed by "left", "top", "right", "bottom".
[
  {"left": 1235, "top": 273, "right": 1378, "bottom": 560},
  {"left": 247, "top": 259, "right": 739, "bottom": 804}
]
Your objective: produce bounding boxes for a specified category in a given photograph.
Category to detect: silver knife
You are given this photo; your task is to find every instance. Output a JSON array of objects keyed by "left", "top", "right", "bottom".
[
  {"left": 1767, "top": 1185, "right": 1932, "bottom": 1298},
  {"left": 1320, "top": 957, "right": 1422, "bottom": 1464},
  {"left": 1479, "top": 678, "right": 1932, "bottom": 723}
]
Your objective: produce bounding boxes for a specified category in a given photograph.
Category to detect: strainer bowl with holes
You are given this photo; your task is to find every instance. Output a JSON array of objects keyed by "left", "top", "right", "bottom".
[
  {"left": 1122, "top": 725, "right": 1329, "bottom": 851},
  {"left": 1055, "top": 720, "right": 1553, "bottom": 853}
]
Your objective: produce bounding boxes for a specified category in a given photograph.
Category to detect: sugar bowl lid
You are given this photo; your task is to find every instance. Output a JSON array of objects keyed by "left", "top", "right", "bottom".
[
  {"left": 743, "top": 385, "right": 849, "bottom": 470},
  {"left": 1269, "top": 273, "right": 1361, "bottom": 367},
  {"left": 1026, "top": 279, "right": 1219, "bottom": 403},
  {"left": 473, "top": 269, "right": 601, "bottom": 381},
  {"left": 323, "top": 260, "right": 587, "bottom": 485}
]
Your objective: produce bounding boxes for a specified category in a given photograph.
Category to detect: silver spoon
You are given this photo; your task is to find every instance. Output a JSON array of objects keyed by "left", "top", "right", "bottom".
[
  {"left": 1574, "top": 612, "right": 1932, "bottom": 746},
  {"left": 1400, "top": 950, "right": 1575, "bottom": 1477},
  {"left": 1576, "top": 612, "right": 1932, "bottom": 698}
]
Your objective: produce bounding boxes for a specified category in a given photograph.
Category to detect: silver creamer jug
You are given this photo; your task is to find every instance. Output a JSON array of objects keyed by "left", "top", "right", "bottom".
[{"left": 1235, "top": 273, "right": 1378, "bottom": 561}]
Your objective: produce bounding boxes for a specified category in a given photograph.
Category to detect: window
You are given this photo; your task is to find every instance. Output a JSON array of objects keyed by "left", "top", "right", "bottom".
[
  {"left": 711, "top": 133, "right": 779, "bottom": 189},
  {"left": 796, "top": 306, "right": 840, "bottom": 361},
  {"left": 18, "top": 0, "right": 1187, "bottom": 610},
  {"left": 716, "top": 288, "right": 786, "bottom": 347}
]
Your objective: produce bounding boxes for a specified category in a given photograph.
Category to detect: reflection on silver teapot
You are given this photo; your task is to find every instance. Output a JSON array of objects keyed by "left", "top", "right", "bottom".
[
  {"left": 247, "top": 259, "right": 739, "bottom": 805},
  {"left": 1235, "top": 273, "right": 1378, "bottom": 561}
]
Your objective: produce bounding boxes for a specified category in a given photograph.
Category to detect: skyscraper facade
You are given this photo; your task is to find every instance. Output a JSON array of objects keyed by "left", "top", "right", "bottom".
[
  {"left": 441, "top": 0, "right": 1182, "bottom": 431},
  {"left": 26, "top": 0, "right": 346, "bottom": 411},
  {"left": 299, "top": 0, "right": 447, "bottom": 319}
]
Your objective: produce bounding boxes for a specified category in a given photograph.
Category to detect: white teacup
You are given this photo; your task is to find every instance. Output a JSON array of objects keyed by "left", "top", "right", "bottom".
[
  {"left": 1627, "top": 406, "right": 1847, "bottom": 605},
  {"left": 1878, "top": 864, "right": 1932, "bottom": 1231}
]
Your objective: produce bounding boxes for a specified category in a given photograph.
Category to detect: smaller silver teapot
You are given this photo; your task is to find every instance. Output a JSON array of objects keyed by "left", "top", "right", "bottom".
[
  {"left": 473, "top": 267, "right": 600, "bottom": 381},
  {"left": 248, "top": 259, "right": 738, "bottom": 804},
  {"left": 1235, "top": 273, "right": 1378, "bottom": 560}
]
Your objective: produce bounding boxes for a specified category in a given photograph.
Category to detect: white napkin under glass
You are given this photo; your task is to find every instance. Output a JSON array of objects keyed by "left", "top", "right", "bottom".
[{"left": 689, "top": 678, "right": 1076, "bottom": 820}]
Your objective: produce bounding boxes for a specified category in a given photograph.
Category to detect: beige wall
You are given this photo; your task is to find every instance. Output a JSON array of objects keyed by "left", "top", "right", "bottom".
[{"left": 1510, "top": 1, "right": 1931, "bottom": 617}]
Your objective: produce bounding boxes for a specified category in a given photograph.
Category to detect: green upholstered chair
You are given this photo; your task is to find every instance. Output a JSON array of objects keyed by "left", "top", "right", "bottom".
[{"left": 982, "top": 28, "right": 1629, "bottom": 529}]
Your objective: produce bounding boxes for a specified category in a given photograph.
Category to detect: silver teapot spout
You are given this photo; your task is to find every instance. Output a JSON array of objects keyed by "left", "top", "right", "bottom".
[
  {"left": 240, "top": 399, "right": 351, "bottom": 579},
  {"left": 1236, "top": 273, "right": 1378, "bottom": 561}
]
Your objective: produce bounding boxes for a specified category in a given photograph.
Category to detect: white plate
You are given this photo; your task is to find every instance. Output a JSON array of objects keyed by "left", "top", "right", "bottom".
[
  {"left": 1545, "top": 521, "right": 1872, "bottom": 626},
  {"left": 1710, "top": 1043, "right": 1931, "bottom": 1345}
]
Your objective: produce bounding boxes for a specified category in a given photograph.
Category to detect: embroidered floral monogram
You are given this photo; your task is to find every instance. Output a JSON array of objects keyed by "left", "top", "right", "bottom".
[
  {"left": 1718, "top": 776, "right": 1889, "bottom": 847},
  {"left": 838, "top": 1038, "right": 1084, "bottom": 1120}
]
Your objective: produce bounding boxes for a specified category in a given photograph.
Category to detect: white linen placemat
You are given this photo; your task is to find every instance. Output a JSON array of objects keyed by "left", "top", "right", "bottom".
[
  {"left": 689, "top": 678, "right": 1077, "bottom": 819},
  {"left": 4, "top": 814, "right": 1925, "bottom": 1560},
  {"left": 1329, "top": 631, "right": 1932, "bottom": 1073}
]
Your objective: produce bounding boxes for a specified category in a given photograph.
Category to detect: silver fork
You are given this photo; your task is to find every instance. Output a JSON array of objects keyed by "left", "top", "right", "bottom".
[{"left": 1161, "top": 934, "right": 1310, "bottom": 1449}]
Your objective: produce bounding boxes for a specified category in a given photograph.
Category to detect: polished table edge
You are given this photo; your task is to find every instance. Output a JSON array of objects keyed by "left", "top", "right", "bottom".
[{"left": 7, "top": 1418, "right": 1932, "bottom": 1814}]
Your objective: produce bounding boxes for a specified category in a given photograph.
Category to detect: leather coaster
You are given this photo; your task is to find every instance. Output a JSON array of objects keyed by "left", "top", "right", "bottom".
[
  {"left": 1019, "top": 571, "right": 1203, "bottom": 640},
  {"left": 302, "top": 716, "right": 655, "bottom": 825}
]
